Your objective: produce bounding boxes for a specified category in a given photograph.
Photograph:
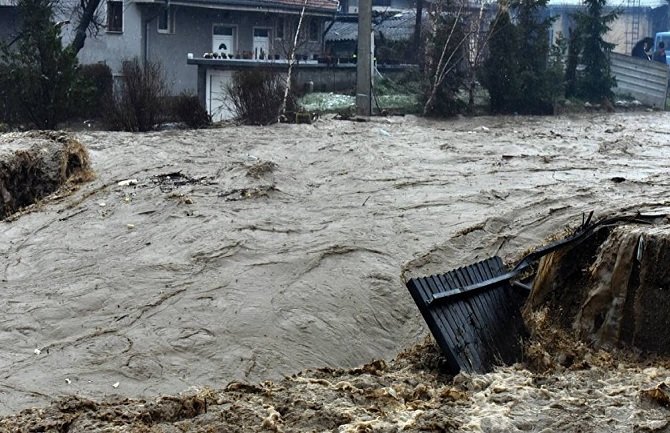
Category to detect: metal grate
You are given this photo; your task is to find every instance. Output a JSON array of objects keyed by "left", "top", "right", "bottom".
[{"left": 406, "top": 256, "right": 527, "bottom": 374}]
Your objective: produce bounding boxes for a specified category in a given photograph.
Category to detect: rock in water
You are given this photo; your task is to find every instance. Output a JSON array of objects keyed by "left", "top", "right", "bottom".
[
  {"left": 526, "top": 223, "right": 670, "bottom": 353},
  {"left": 0, "top": 131, "right": 92, "bottom": 219}
]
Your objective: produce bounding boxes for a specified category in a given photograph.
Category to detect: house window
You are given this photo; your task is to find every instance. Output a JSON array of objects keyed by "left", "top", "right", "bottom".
[
  {"left": 158, "top": 6, "right": 175, "bottom": 33},
  {"left": 308, "top": 19, "right": 319, "bottom": 42},
  {"left": 276, "top": 17, "right": 284, "bottom": 40},
  {"left": 106, "top": 0, "right": 123, "bottom": 32},
  {"left": 213, "top": 25, "right": 234, "bottom": 36},
  {"left": 213, "top": 25, "right": 236, "bottom": 56},
  {"left": 253, "top": 28, "right": 271, "bottom": 59}
]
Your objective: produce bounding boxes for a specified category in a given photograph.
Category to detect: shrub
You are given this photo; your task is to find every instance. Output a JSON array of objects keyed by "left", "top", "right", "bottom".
[
  {"left": 105, "top": 58, "right": 168, "bottom": 132},
  {"left": 0, "top": 64, "right": 20, "bottom": 125},
  {"left": 74, "top": 63, "right": 113, "bottom": 119},
  {"left": 374, "top": 74, "right": 422, "bottom": 96},
  {"left": 225, "top": 69, "right": 286, "bottom": 125},
  {"left": 376, "top": 37, "right": 410, "bottom": 65},
  {"left": 171, "top": 93, "right": 211, "bottom": 129}
]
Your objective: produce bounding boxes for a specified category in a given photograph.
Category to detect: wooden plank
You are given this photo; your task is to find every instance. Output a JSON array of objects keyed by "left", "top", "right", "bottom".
[
  {"left": 467, "top": 261, "right": 502, "bottom": 368},
  {"left": 424, "top": 276, "right": 476, "bottom": 371},
  {"left": 440, "top": 268, "right": 482, "bottom": 369},
  {"left": 413, "top": 277, "right": 464, "bottom": 371},
  {"left": 478, "top": 261, "right": 514, "bottom": 364},
  {"left": 480, "top": 259, "right": 524, "bottom": 365},
  {"left": 405, "top": 255, "right": 527, "bottom": 374},
  {"left": 474, "top": 259, "right": 511, "bottom": 362},
  {"left": 463, "top": 263, "right": 498, "bottom": 340},
  {"left": 451, "top": 266, "right": 492, "bottom": 371},
  {"left": 435, "top": 272, "right": 483, "bottom": 370}
]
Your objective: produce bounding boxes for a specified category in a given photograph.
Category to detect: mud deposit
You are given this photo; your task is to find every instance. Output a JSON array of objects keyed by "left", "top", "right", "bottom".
[{"left": 3, "top": 113, "right": 670, "bottom": 430}]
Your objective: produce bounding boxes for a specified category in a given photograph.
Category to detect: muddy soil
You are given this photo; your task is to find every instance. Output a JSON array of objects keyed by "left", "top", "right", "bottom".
[{"left": 3, "top": 113, "right": 670, "bottom": 430}]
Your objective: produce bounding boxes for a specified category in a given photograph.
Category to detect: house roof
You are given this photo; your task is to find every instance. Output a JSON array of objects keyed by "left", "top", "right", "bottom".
[
  {"left": 156, "top": 0, "right": 338, "bottom": 13},
  {"left": 269, "top": 0, "right": 338, "bottom": 11},
  {"left": 326, "top": 10, "right": 418, "bottom": 42},
  {"left": 325, "top": 0, "right": 666, "bottom": 42},
  {"left": 548, "top": 0, "right": 665, "bottom": 6}
]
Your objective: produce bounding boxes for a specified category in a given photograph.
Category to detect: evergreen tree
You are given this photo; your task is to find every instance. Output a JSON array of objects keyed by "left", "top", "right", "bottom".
[
  {"left": 0, "top": 0, "right": 79, "bottom": 128},
  {"left": 481, "top": 0, "right": 559, "bottom": 114},
  {"left": 515, "top": 0, "right": 557, "bottom": 114},
  {"left": 564, "top": 26, "right": 582, "bottom": 97},
  {"left": 480, "top": 10, "right": 521, "bottom": 113},
  {"left": 573, "top": 0, "right": 617, "bottom": 101}
]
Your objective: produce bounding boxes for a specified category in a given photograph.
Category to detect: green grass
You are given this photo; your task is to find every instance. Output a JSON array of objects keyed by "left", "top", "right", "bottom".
[
  {"left": 299, "top": 93, "right": 355, "bottom": 112},
  {"left": 298, "top": 92, "right": 420, "bottom": 114}
]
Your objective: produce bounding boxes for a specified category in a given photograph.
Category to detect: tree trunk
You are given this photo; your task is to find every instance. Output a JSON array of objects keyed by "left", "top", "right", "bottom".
[
  {"left": 467, "top": 78, "right": 475, "bottom": 114},
  {"left": 278, "top": 0, "right": 308, "bottom": 120},
  {"left": 69, "top": 0, "right": 103, "bottom": 55}
]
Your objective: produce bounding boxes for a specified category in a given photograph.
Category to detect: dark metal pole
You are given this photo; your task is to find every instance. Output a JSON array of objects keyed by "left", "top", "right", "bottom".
[
  {"left": 413, "top": 0, "right": 423, "bottom": 65},
  {"left": 356, "top": 0, "right": 372, "bottom": 116}
]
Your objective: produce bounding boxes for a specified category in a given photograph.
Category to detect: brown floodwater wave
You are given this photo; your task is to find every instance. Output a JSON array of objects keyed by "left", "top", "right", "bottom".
[{"left": 2, "top": 113, "right": 670, "bottom": 430}]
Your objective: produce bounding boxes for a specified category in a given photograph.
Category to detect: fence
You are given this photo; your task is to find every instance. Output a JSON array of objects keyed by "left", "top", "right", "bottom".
[{"left": 610, "top": 52, "right": 669, "bottom": 109}]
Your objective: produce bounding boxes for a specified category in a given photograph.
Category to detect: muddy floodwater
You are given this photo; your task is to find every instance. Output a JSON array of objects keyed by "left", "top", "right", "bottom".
[{"left": 3, "top": 112, "right": 670, "bottom": 430}]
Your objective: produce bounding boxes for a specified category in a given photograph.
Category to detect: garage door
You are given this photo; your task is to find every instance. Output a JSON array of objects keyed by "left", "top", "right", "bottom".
[{"left": 206, "top": 70, "right": 235, "bottom": 122}]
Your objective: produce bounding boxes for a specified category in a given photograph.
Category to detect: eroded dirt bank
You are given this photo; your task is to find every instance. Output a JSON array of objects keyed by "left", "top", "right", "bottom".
[{"left": 2, "top": 113, "right": 670, "bottom": 429}]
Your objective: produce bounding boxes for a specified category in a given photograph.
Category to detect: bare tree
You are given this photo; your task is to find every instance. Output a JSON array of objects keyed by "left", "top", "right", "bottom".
[
  {"left": 463, "top": 1, "right": 503, "bottom": 112},
  {"left": 69, "top": 0, "right": 105, "bottom": 54},
  {"left": 422, "top": 0, "right": 503, "bottom": 115},
  {"left": 422, "top": 0, "right": 467, "bottom": 115},
  {"left": 278, "top": 0, "right": 309, "bottom": 119},
  {"left": 6, "top": 0, "right": 104, "bottom": 54}
]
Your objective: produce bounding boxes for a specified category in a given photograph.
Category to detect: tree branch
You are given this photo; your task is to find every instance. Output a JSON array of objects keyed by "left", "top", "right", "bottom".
[{"left": 69, "top": 0, "right": 102, "bottom": 55}]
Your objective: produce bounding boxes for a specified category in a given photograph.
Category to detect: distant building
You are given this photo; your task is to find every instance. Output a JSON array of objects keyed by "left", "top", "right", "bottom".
[
  {"left": 547, "top": 0, "right": 668, "bottom": 56},
  {"left": 0, "top": 0, "right": 19, "bottom": 43},
  {"left": 341, "top": 0, "right": 414, "bottom": 14},
  {"left": 325, "top": 10, "right": 421, "bottom": 62},
  {"left": 325, "top": 0, "right": 670, "bottom": 62}
]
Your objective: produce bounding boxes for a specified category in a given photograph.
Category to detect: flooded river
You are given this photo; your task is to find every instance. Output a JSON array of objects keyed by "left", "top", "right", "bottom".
[{"left": 2, "top": 112, "right": 670, "bottom": 430}]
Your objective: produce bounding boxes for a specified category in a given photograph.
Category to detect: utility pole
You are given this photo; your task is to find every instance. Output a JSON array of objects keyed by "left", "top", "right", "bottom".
[
  {"left": 356, "top": 0, "right": 372, "bottom": 116},
  {"left": 413, "top": 0, "right": 423, "bottom": 65}
]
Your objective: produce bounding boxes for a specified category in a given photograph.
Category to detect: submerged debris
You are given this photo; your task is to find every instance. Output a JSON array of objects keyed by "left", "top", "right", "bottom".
[
  {"left": 641, "top": 382, "right": 670, "bottom": 408},
  {"left": 219, "top": 185, "right": 277, "bottom": 201},
  {"left": 3, "top": 337, "right": 670, "bottom": 432},
  {"left": 151, "top": 171, "right": 211, "bottom": 192},
  {"left": 246, "top": 160, "right": 277, "bottom": 179}
]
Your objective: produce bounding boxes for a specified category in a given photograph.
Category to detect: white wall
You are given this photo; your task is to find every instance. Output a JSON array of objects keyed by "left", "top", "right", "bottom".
[{"left": 59, "top": 0, "right": 144, "bottom": 76}]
